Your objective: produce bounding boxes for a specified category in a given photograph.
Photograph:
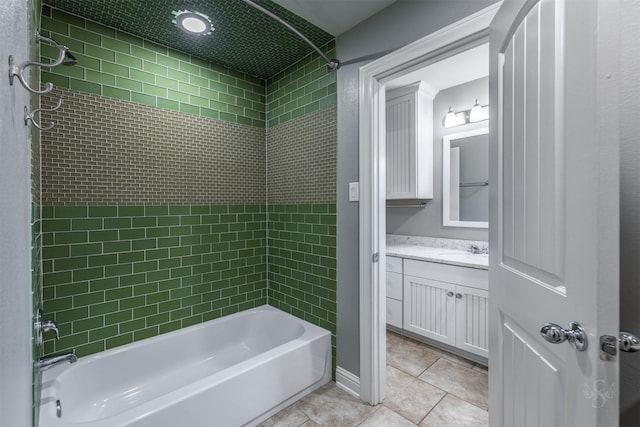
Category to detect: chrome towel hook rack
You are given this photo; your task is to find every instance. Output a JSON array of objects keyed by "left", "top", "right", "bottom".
[
  {"left": 9, "top": 31, "right": 77, "bottom": 94},
  {"left": 25, "top": 96, "right": 63, "bottom": 131}
]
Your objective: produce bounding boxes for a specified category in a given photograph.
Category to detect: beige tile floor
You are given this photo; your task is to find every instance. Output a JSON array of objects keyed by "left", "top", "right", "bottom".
[{"left": 260, "top": 330, "right": 488, "bottom": 427}]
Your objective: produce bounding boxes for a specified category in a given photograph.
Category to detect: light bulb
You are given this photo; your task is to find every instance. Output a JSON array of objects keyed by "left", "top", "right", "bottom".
[
  {"left": 182, "top": 17, "right": 207, "bottom": 33},
  {"left": 444, "top": 107, "right": 457, "bottom": 128},
  {"left": 173, "top": 10, "right": 213, "bottom": 36},
  {"left": 469, "top": 99, "right": 484, "bottom": 123}
]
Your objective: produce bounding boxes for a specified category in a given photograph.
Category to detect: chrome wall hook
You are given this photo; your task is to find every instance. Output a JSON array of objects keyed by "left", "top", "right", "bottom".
[
  {"left": 25, "top": 96, "right": 63, "bottom": 131},
  {"left": 9, "top": 32, "right": 76, "bottom": 94}
]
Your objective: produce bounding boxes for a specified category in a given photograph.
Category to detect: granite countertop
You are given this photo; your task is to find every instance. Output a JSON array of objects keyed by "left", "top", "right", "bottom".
[{"left": 386, "top": 238, "right": 489, "bottom": 270}]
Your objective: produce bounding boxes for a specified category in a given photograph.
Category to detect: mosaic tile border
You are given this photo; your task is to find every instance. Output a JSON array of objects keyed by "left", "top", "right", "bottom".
[{"left": 40, "top": 7, "right": 266, "bottom": 127}]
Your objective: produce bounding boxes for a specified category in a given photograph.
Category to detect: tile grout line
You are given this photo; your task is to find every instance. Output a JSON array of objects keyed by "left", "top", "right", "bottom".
[{"left": 416, "top": 391, "right": 448, "bottom": 425}]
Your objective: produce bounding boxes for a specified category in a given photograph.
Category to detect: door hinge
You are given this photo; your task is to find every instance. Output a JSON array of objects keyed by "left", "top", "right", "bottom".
[{"left": 372, "top": 253, "right": 379, "bottom": 263}]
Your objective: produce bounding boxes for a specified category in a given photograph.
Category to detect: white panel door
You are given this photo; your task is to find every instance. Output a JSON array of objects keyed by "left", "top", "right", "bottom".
[{"left": 489, "top": 0, "right": 620, "bottom": 426}]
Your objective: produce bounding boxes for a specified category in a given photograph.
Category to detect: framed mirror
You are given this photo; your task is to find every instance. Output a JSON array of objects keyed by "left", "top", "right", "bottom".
[{"left": 442, "top": 127, "right": 489, "bottom": 228}]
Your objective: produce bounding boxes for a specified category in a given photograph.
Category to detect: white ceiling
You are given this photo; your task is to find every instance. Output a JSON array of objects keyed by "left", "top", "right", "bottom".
[
  {"left": 272, "top": 0, "right": 397, "bottom": 36},
  {"left": 386, "top": 43, "right": 489, "bottom": 92}
]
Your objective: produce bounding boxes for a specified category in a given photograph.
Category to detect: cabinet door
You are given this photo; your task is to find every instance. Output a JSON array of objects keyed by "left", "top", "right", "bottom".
[
  {"left": 455, "top": 286, "right": 488, "bottom": 358},
  {"left": 386, "top": 92, "right": 417, "bottom": 199},
  {"left": 403, "top": 275, "right": 456, "bottom": 346}
]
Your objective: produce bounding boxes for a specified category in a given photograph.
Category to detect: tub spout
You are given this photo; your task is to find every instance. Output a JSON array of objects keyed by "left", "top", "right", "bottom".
[{"left": 38, "top": 349, "right": 77, "bottom": 372}]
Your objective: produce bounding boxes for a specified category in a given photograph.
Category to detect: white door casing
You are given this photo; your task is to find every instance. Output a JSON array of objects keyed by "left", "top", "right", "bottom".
[
  {"left": 489, "top": 0, "right": 620, "bottom": 425},
  {"left": 358, "top": 3, "right": 501, "bottom": 405}
]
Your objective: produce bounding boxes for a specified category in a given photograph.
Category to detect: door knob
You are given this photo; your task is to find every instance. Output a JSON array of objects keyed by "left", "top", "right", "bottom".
[{"left": 540, "top": 321, "right": 588, "bottom": 351}]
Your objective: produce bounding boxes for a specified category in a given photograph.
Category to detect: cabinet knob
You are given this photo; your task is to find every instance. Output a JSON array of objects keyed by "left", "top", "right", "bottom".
[
  {"left": 447, "top": 291, "right": 454, "bottom": 297},
  {"left": 455, "top": 293, "right": 463, "bottom": 299}
]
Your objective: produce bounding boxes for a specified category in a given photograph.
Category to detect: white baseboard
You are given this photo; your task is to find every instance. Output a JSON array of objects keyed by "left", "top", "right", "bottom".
[{"left": 335, "top": 366, "right": 360, "bottom": 399}]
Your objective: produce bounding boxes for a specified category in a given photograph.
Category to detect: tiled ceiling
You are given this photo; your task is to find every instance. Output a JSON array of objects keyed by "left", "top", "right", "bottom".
[{"left": 42, "top": 0, "right": 334, "bottom": 79}]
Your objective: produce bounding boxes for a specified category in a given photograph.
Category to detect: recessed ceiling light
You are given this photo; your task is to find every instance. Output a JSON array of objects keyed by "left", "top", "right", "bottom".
[{"left": 172, "top": 10, "right": 213, "bottom": 36}]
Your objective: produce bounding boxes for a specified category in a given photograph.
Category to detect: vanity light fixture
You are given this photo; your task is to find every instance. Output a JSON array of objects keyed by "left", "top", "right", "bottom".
[
  {"left": 469, "top": 99, "right": 484, "bottom": 122},
  {"left": 172, "top": 10, "right": 213, "bottom": 36},
  {"left": 443, "top": 100, "right": 489, "bottom": 128},
  {"left": 444, "top": 107, "right": 458, "bottom": 128}
]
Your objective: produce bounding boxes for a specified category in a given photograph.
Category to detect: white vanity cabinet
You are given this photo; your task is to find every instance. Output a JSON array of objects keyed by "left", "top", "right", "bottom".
[
  {"left": 385, "top": 83, "right": 436, "bottom": 201},
  {"left": 403, "top": 259, "right": 488, "bottom": 358},
  {"left": 385, "top": 256, "right": 403, "bottom": 328}
]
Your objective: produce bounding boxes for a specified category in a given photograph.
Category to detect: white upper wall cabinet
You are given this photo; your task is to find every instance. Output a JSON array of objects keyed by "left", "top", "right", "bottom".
[{"left": 386, "top": 82, "right": 437, "bottom": 201}]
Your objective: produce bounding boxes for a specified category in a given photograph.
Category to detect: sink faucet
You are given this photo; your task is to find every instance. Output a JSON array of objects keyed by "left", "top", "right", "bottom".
[
  {"left": 37, "top": 349, "right": 77, "bottom": 372},
  {"left": 468, "top": 244, "right": 489, "bottom": 255}
]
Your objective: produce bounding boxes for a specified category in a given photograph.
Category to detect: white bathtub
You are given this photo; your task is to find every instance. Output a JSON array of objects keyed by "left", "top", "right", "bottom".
[{"left": 39, "top": 305, "right": 332, "bottom": 427}]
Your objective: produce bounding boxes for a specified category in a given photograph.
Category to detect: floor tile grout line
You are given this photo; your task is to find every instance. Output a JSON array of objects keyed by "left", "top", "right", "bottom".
[
  {"left": 416, "top": 391, "right": 448, "bottom": 425},
  {"left": 390, "top": 332, "right": 489, "bottom": 413},
  {"left": 355, "top": 404, "right": 383, "bottom": 426},
  {"left": 380, "top": 402, "right": 423, "bottom": 426},
  {"left": 416, "top": 371, "right": 489, "bottom": 412}
]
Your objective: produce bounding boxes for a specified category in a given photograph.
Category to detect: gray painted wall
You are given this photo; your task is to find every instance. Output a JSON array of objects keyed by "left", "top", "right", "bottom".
[
  {"left": 620, "top": 0, "right": 640, "bottom": 424},
  {"left": 387, "top": 77, "right": 490, "bottom": 239},
  {"left": 336, "top": 0, "right": 498, "bottom": 377},
  {"left": 0, "top": 1, "right": 34, "bottom": 425}
]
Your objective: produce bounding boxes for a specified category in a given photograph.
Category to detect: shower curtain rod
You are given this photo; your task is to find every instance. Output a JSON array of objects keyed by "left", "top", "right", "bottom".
[{"left": 240, "top": 0, "right": 340, "bottom": 71}]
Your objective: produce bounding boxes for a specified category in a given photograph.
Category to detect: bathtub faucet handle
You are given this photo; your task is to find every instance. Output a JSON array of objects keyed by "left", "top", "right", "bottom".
[{"left": 41, "top": 319, "right": 59, "bottom": 340}]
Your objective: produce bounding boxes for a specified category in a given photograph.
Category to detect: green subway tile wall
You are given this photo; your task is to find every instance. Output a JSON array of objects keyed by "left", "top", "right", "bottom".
[
  {"left": 267, "top": 204, "right": 337, "bottom": 370},
  {"left": 266, "top": 41, "right": 336, "bottom": 128},
  {"left": 40, "top": 7, "right": 266, "bottom": 127},
  {"left": 42, "top": 205, "right": 267, "bottom": 356},
  {"left": 265, "top": 56, "right": 337, "bottom": 371},
  {"left": 37, "top": 3, "right": 338, "bottom": 372}
]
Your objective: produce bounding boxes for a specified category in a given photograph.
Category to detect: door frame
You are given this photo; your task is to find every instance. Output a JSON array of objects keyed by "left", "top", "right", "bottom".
[{"left": 358, "top": 2, "right": 501, "bottom": 404}]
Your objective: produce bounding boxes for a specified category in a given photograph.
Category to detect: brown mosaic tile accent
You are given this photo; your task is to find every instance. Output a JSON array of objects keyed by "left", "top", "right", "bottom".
[
  {"left": 41, "top": 88, "right": 266, "bottom": 205},
  {"left": 266, "top": 105, "right": 336, "bottom": 204}
]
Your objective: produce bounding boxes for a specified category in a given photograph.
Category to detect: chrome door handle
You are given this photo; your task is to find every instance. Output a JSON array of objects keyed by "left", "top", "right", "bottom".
[{"left": 540, "top": 321, "right": 588, "bottom": 351}]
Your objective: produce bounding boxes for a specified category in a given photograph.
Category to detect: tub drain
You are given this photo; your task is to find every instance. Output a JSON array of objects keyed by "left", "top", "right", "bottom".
[{"left": 56, "top": 400, "right": 61, "bottom": 418}]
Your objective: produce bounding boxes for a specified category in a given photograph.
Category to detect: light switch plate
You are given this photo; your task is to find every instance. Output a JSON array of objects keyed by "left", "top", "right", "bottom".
[{"left": 349, "top": 182, "right": 359, "bottom": 202}]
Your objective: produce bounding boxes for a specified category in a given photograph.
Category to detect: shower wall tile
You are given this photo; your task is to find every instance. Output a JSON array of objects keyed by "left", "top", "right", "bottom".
[
  {"left": 266, "top": 105, "right": 337, "bottom": 204},
  {"left": 41, "top": 88, "right": 265, "bottom": 206},
  {"left": 40, "top": 7, "right": 266, "bottom": 128},
  {"left": 38, "top": 4, "right": 339, "bottom": 379},
  {"left": 42, "top": 205, "right": 268, "bottom": 357},
  {"left": 266, "top": 40, "right": 336, "bottom": 128},
  {"left": 267, "top": 204, "right": 337, "bottom": 371}
]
